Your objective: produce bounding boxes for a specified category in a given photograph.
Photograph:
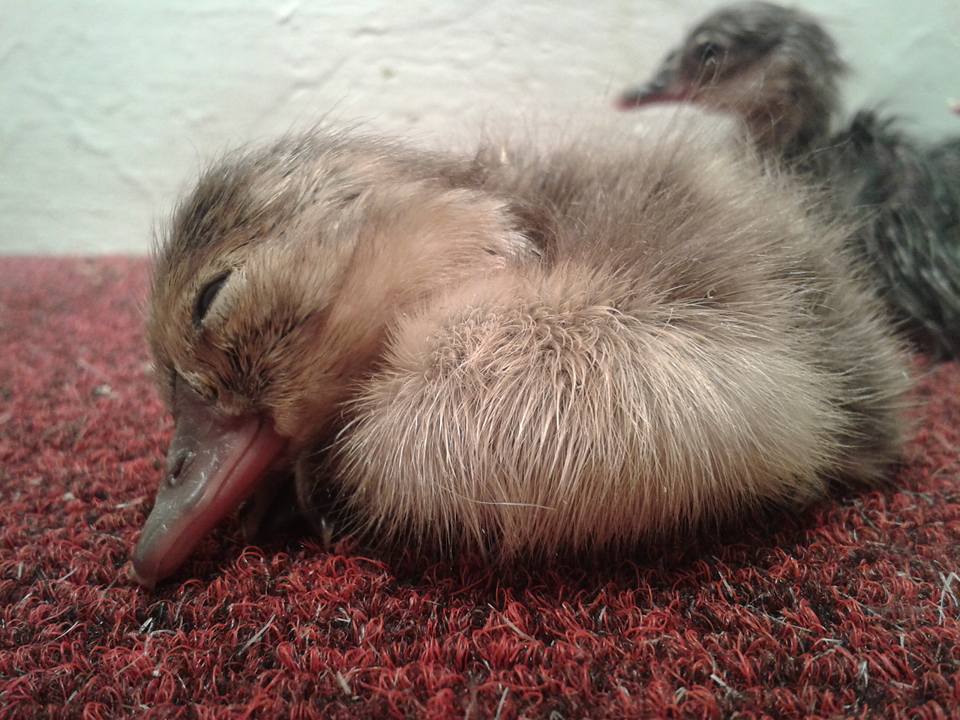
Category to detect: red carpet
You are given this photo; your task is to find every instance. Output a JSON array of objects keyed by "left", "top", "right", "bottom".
[{"left": 1, "top": 257, "right": 959, "bottom": 719}]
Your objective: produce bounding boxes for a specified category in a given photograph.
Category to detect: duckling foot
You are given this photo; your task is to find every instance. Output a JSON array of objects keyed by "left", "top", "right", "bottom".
[
  {"left": 237, "top": 466, "right": 338, "bottom": 548},
  {"left": 294, "top": 455, "right": 341, "bottom": 549},
  {"left": 238, "top": 469, "right": 297, "bottom": 541}
]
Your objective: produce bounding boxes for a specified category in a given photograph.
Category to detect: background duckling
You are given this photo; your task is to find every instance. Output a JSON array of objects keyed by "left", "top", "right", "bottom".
[
  {"left": 617, "top": 1, "right": 960, "bottom": 358},
  {"left": 133, "top": 126, "right": 910, "bottom": 587}
]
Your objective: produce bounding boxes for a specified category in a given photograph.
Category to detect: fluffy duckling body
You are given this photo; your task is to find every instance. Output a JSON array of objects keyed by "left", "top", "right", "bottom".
[
  {"left": 133, "top": 127, "right": 910, "bottom": 587},
  {"left": 618, "top": 1, "right": 960, "bottom": 358}
]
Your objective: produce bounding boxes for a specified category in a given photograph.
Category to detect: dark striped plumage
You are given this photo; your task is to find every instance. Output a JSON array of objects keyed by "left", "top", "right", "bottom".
[{"left": 619, "top": 1, "right": 960, "bottom": 357}]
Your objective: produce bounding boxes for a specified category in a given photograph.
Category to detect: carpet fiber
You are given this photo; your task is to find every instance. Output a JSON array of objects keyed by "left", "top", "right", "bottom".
[{"left": 1, "top": 257, "right": 959, "bottom": 719}]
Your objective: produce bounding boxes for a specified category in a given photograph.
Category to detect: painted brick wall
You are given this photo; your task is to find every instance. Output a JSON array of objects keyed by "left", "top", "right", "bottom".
[{"left": 1, "top": 0, "right": 957, "bottom": 253}]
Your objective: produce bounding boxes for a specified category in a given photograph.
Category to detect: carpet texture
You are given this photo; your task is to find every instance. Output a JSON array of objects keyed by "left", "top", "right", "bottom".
[{"left": 1, "top": 257, "right": 959, "bottom": 719}]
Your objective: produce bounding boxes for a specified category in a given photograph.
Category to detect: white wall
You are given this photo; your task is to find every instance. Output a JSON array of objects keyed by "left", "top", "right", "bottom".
[{"left": 1, "top": 0, "right": 958, "bottom": 254}]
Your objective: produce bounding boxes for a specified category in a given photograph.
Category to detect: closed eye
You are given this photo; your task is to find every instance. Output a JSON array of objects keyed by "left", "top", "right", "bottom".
[{"left": 193, "top": 269, "right": 232, "bottom": 327}]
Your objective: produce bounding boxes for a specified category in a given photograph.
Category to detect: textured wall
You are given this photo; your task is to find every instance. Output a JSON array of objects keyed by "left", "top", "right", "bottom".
[{"left": 1, "top": 0, "right": 958, "bottom": 253}]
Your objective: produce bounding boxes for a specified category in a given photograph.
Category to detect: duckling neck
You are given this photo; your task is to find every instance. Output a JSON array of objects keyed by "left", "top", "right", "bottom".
[
  {"left": 725, "top": 53, "right": 842, "bottom": 161},
  {"left": 744, "top": 88, "right": 836, "bottom": 162},
  {"left": 322, "top": 188, "right": 537, "bottom": 371}
]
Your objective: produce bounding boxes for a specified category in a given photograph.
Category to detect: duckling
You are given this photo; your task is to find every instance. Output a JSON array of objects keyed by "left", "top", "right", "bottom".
[
  {"left": 132, "top": 126, "right": 911, "bottom": 587},
  {"left": 617, "top": 1, "right": 960, "bottom": 358}
]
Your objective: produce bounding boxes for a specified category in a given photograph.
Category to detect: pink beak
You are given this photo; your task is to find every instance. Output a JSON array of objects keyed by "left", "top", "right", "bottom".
[
  {"left": 131, "top": 382, "right": 288, "bottom": 588},
  {"left": 616, "top": 83, "right": 690, "bottom": 110}
]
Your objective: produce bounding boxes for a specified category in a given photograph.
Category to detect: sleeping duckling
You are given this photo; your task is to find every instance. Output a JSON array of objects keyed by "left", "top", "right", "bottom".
[
  {"left": 132, "top": 126, "right": 910, "bottom": 587},
  {"left": 617, "top": 1, "right": 960, "bottom": 357}
]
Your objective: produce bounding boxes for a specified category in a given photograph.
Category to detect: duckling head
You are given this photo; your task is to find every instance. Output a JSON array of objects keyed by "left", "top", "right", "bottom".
[
  {"left": 617, "top": 2, "right": 845, "bottom": 155},
  {"left": 133, "top": 132, "right": 530, "bottom": 587}
]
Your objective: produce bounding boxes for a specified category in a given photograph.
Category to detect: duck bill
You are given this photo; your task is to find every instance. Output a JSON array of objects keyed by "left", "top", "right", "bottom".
[
  {"left": 131, "top": 382, "right": 288, "bottom": 588},
  {"left": 616, "top": 82, "right": 690, "bottom": 109}
]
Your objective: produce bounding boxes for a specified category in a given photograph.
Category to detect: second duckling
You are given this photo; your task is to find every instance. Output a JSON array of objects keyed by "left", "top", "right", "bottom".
[
  {"left": 132, "top": 126, "right": 910, "bottom": 587},
  {"left": 618, "top": 1, "right": 960, "bottom": 358}
]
